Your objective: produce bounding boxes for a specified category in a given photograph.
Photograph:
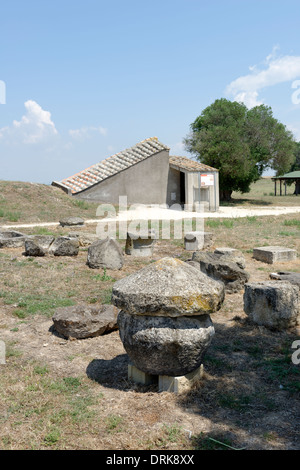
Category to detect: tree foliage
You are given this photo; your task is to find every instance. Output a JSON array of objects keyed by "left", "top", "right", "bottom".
[
  {"left": 184, "top": 98, "right": 296, "bottom": 200},
  {"left": 290, "top": 141, "right": 300, "bottom": 171}
]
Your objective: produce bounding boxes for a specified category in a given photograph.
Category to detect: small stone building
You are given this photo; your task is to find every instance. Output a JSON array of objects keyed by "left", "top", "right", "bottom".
[{"left": 52, "top": 137, "right": 219, "bottom": 211}]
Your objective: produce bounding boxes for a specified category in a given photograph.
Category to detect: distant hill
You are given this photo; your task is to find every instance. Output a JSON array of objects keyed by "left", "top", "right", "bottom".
[{"left": 0, "top": 180, "right": 99, "bottom": 225}]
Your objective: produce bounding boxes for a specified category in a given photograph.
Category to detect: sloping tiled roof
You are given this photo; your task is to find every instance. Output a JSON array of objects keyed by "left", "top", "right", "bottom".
[
  {"left": 52, "top": 137, "right": 170, "bottom": 194},
  {"left": 169, "top": 155, "right": 218, "bottom": 172},
  {"left": 273, "top": 170, "right": 300, "bottom": 179}
]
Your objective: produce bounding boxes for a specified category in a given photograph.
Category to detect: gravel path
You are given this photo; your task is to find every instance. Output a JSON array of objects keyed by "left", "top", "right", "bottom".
[{"left": 1, "top": 204, "right": 300, "bottom": 229}]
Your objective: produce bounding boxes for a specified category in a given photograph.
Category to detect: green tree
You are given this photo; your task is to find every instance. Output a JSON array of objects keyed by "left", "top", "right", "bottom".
[
  {"left": 290, "top": 141, "right": 300, "bottom": 195},
  {"left": 184, "top": 99, "right": 296, "bottom": 201},
  {"left": 290, "top": 141, "right": 300, "bottom": 171}
]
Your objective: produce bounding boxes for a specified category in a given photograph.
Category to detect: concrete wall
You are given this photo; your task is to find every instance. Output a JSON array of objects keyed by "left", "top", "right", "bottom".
[
  {"left": 185, "top": 171, "right": 219, "bottom": 212},
  {"left": 166, "top": 167, "right": 181, "bottom": 206},
  {"left": 74, "top": 150, "right": 170, "bottom": 205}
]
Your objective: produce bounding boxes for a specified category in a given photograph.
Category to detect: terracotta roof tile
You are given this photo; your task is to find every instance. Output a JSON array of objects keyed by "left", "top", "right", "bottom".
[
  {"left": 53, "top": 137, "right": 170, "bottom": 194},
  {"left": 169, "top": 155, "right": 218, "bottom": 172}
]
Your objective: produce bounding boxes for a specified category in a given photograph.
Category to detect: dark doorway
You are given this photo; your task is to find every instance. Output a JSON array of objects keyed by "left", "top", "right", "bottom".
[{"left": 180, "top": 171, "right": 186, "bottom": 205}]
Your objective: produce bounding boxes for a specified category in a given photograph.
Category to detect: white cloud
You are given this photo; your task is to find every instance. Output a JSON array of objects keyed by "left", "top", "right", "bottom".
[
  {"left": 286, "top": 123, "right": 300, "bottom": 141},
  {"left": 69, "top": 125, "right": 107, "bottom": 140},
  {"left": 0, "top": 100, "right": 58, "bottom": 144},
  {"left": 170, "top": 141, "right": 185, "bottom": 155},
  {"left": 226, "top": 48, "right": 300, "bottom": 108}
]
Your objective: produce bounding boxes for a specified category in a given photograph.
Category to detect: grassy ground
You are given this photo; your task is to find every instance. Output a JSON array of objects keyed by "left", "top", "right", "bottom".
[
  {"left": 0, "top": 177, "right": 299, "bottom": 226},
  {"left": 0, "top": 180, "right": 100, "bottom": 224},
  {"left": 230, "top": 177, "right": 300, "bottom": 207},
  {"left": 0, "top": 179, "right": 299, "bottom": 450}
]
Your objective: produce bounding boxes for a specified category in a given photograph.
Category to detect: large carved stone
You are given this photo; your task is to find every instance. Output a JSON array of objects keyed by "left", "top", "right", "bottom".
[
  {"left": 112, "top": 257, "right": 224, "bottom": 377},
  {"left": 112, "top": 257, "right": 225, "bottom": 317},
  {"left": 118, "top": 311, "right": 215, "bottom": 376}
]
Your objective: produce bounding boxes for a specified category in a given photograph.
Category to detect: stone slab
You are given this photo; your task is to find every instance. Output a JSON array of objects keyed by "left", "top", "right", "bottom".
[
  {"left": 253, "top": 246, "right": 297, "bottom": 264},
  {"left": 243, "top": 280, "right": 300, "bottom": 330},
  {"left": 184, "top": 231, "right": 213, "bottom": 251},
  {"left": 125, "top": 230, "right": 157, "bottom": 257},
  {"left": 127, "top": 362, "right": 204, "bottom": 393},
  {"left": 128, "top": 363, "right": 157, "bottom": 386},
  {"left": 158, "top": 365, "right": 204, "bottom": 393},
  {"left": 270, "top": 271, "right": 300, "bottom": 287}
]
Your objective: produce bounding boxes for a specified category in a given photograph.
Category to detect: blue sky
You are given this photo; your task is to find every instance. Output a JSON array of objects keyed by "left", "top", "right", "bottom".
[{"left": 1, "top": 0, "right": 300, "bottom": 183}]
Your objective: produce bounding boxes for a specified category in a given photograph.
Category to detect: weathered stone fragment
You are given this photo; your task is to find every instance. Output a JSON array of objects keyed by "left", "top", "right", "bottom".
[
  {"left": 24, "top": 239, "right": 46, "bottom": 257},
  {"left": 52, "top": 304, "right": 119, "bottom": 339},
  {"left": 125, "top": 229, "right": 157, "bottom": 257},
  {"left": 269, "top": 271, "right": 300, "bottom": 287},
  {"left": 184, "top": 231, "right": 213, "bottom": 251},
  {"left": 112, "top": 257, "right": 225, "bottom": 317},
  {"left": 49, "top": 236, "right": 79, "bottom": 256},
  {"left": 0, "top": 231, "right": 28, "bottom": 248},
  {"left": 117, "top": 311, "right": 215, "bottom": 376},
  {"left": 253, "top": 246, "right": 297, "bottom": 264},
  {"left": 244, "top": 281, "right": 300, "bottom": 330},
  {"left": 24, "top": 235, "right": 55, "bottom": 256},
  {"left": 214, "top": 247, "right": 246, "bottom": 269},
  {"left": 30, "top": 235, "right": 55, "bottom": 251},
  {"left": 189, "top": 251, "right": 249, "bottom": 293},
  {"left": 68, "top": 232, "right": 99, "bottom": 247},
  {"left": 59, "top": 216, "right": 85, "bottom": 227},
  {"left": 87, "top": 237, "right": 123, "bottom": 270}
]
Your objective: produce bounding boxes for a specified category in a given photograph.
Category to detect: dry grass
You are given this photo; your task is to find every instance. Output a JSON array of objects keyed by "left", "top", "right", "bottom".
[
  {"left": 0, "top": 179, "right": 299, "bottom": 450},
  {"left": 230, "top": 177, "right": 300, "bottom": 207},
  {"left": 0, "top": 180, "right": 100, "bottom": 224}
]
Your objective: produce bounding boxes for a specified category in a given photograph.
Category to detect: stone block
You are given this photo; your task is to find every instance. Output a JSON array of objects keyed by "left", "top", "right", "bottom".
[
  {"left": 253, "top": 246, "right": 297, "bottom": 264},
  {"left": 158, "top": 365, "right": 204, "bottom": 394},
  {"left": 244, "top": 281, "right": 300, "bottom": 330},
  {"left": 0, "top": 231, "right": 28, "bottom": 248},
  {"left": 214, "top": 247, "right": 246, "bottom": 269},
  {"left": 127, "top": 362, "right": 204, "bottom": 393},
  {"left": 125, "top": 229, "right": 157, "bottom": 257},
  {"left": 112, "top": 257, "right": 225, "bottom": 318},
  {"left": 68, "top": 232, "right": 99, "bottom": 247},
  {"left": 270, "top": 271, "right": 300, "bottom": 287},
  {"left": 184, "top": 231, "right": 213, "bottom": 251},
  {"left": 190, "top": 251, "right": 249, "bottom": 293},
  {"left": 128, "top": 363, "right": 157, "bottom": 386},
  {"left": 59, "top": 216, "right": 85, "bottom": 227},
  {"left": 118, "top": 311, "right": 214, "bottom": 376},
  {"left": 87, "top": 237, "right": 123, "bottom": 269},
  {"left": 52, "top": 304, "right": 119, "bottom": 339},
  {"left": 49, "top": 236, "right": 79, "bottom": 257}
]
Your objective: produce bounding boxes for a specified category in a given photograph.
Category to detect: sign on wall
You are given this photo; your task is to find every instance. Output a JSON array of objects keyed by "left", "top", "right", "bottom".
[{"left": 201, "top": 174, "right": 214, "bottom": 186}]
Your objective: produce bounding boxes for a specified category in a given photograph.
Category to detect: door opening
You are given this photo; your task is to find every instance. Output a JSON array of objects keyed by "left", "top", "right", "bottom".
[{"left": 180, "top": 171, "right": 186, "bottom": 206}]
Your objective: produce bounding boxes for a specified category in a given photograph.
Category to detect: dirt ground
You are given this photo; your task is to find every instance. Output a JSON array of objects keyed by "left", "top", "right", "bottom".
[{"left": 0, "top": 227, "right": 299, "bottom": 451}]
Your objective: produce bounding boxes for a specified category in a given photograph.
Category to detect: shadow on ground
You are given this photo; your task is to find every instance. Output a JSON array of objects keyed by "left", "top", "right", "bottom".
[
  {"left": 177, "top": 318, "right": 300, "bottom": 450},
  {"left": 86, "top": 354, "right": 129, "bottom": 389},
  {"left": 220, "top": 198, "right": 273, "bottom": 206}
]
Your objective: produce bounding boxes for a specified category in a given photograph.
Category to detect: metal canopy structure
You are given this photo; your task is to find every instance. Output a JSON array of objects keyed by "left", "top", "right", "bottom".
[{"left": 272, "top": 171, "right": 300, "bottom": 196}]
